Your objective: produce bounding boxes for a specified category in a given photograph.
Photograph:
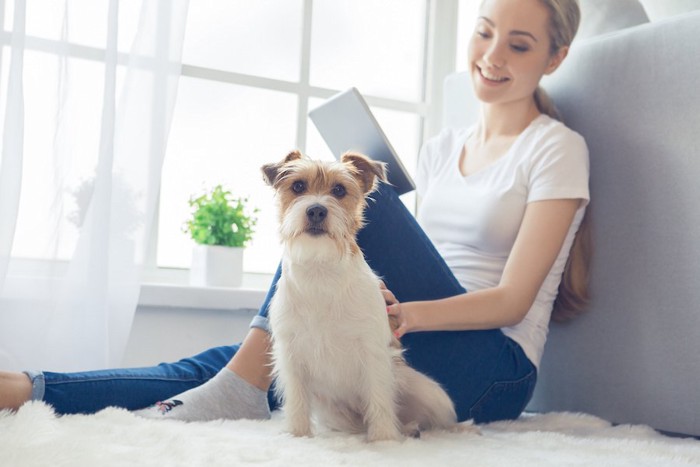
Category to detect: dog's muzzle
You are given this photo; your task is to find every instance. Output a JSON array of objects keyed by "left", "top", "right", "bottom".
[{"left": 306, "top": 203, "right": 328, "bottom": 235}]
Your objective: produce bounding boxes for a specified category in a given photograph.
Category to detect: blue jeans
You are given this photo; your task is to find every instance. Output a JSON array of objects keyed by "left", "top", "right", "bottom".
[{"left": 31, "top": 184, "right": 537, "bottom": 424}]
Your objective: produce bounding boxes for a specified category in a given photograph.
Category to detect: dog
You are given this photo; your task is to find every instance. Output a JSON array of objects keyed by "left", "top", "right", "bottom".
[{"left": 262, "top": 150, "right": 469, "bottom": 442}]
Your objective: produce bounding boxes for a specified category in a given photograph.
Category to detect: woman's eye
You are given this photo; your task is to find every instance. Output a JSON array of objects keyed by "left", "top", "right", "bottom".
[
  {"left": 511, "top": 44, "right": 529, "bottom": 53},
  {"left": 292, "top": 181, "right": 306, "bottom": 194},
  {"left": 476, "top": 30, "right": 489, "bottom": 39},
  {"left": 331, "top": 184, "right": 346, "bottom": 198}
]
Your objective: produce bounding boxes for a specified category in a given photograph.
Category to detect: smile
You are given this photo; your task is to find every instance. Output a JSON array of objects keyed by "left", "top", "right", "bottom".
[{"left": 478, "top": 66, "right": 509, "bottom": 83}]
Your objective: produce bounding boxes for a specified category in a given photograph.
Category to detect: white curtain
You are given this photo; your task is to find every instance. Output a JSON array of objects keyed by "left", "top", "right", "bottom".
[{"left": 0, "top": 0, "right": 189, "bottom": 371}]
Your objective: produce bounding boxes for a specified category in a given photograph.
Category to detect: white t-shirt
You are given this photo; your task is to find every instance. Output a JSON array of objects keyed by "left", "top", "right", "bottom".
[{"left": 416, "top": 114, "right": 590, "bottom": 368}]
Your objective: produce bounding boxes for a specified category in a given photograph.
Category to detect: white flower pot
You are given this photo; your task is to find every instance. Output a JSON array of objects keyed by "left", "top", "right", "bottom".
[{"left": 189, "top": 244, "right": 244, "bottom": 288}]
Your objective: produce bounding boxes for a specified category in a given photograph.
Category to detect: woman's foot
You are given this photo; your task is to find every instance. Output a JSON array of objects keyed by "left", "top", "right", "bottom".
[
  {"left": 133, "top": 367, "right": 271, "bottom": 422},
  {"left": 0, "top": 371, "right": 32, "bottom": 411}
]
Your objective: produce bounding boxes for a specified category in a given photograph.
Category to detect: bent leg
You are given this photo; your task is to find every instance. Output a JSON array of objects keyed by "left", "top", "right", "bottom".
[
  {"left": 357, "top": 185, "right": 537, "bottom": 423},
  {"left": 357, "top": 183, "right": 465, "bottom": 303},
  {"left": 401, "top": 330, "right": 537, "bottom": 423}
]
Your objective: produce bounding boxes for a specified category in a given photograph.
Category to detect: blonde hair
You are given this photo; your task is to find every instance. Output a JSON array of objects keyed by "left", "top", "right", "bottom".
[
  {"left": 532, "top": 0, "right": 581, "bottom": 121},
  {"left": 532, "top": 0, "right": 591, "bottom": 322}
]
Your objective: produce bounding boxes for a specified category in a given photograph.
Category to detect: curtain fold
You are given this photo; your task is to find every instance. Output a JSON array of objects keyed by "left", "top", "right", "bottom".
[{"left": 0, "top": 0, "right": 189, "bottom": 371}]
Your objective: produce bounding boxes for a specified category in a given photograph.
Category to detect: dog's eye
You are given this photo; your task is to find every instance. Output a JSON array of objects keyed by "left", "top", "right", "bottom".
[
  {"left": 292, "top": 181, "right": 306, "bottom": 194},
  {"left": 331, "top": 184, "right": 346, "bottom": 198}
]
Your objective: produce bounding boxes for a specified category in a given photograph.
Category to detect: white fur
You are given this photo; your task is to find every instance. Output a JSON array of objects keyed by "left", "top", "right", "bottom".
[{"left": 267, "top": 161, "right": 464, "bottom": 442}]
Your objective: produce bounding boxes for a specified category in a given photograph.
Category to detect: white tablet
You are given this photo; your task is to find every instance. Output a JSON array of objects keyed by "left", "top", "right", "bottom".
[{"left": 308, "top": 88, "right": 416, "bottom": 195}]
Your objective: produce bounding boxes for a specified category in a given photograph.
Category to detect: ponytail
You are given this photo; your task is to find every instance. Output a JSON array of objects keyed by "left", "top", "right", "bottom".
[
  {"left": 538, "top": 81, "right": 593, "bottom": 322},
  {"left": 534, "top": 0, "right": 590, "bottom": 322},
  {"left": 534, "top": 86, "right": 561, "bottom": 121},
  {"left": 551, "top": 205, "right": 592, "bottom": 322}
]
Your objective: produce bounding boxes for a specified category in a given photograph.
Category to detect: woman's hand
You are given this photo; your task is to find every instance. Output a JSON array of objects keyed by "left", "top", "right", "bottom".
[
  {"left": 386, "top": 302, "right": 410, "bottom": 339},
  {"left": 379, "top": 281, "right": 413, "bottom": 339},
  {"left": 379, "top": 281, "right": 411, "bottom": 339},
  {"left": 378, "top": 280, "right": 398, "bottom": 307}
]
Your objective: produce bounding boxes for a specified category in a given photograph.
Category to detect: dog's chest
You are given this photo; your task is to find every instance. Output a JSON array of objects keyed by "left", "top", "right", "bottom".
[{"left": 271, "top": 260, "right": 390, "bottom": 385}]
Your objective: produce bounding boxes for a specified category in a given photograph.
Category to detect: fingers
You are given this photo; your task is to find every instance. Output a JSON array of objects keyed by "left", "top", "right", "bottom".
[
  {"left": 386, "top": 303, "right": 408, "bottom": 339},
  {"left": 381, "top": 288, "right": 398, "bottom": 306}
]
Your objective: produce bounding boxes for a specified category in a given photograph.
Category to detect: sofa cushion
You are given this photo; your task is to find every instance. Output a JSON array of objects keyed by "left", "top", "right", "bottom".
[
  {"left": 577, "top": 0, "right": 649, "bottom": 40},
  {"left": 527, "top": 12, "right": 700, "bottom": 437}
]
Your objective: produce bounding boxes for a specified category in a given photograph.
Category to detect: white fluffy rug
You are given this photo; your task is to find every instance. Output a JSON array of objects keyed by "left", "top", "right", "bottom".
[{"left": 2, "top": 402, "right": 699, "bottom": 466}]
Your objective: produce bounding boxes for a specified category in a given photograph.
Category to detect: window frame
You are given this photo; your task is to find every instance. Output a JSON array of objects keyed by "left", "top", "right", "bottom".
[{"left": 2, "top": 0, "right": 461, "bottom": 285}]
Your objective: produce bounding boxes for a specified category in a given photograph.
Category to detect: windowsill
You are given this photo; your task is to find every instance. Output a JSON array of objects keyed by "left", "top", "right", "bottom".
[
  {"left": 6, "top": 259, "right": 274, "bottom": 312},
  {"left": 138, "top": 271, "right": 273, "bottom": 311}
]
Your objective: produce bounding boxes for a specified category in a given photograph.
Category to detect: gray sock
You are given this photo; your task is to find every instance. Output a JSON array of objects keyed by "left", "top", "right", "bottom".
[{"left": 133, "top": 368, "right": 271, "bottom": 422}]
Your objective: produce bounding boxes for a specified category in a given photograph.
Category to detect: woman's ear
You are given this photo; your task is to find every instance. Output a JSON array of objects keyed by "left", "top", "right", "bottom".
[{"left": 545, "top": 46, "right": 569, "bottom": 75}]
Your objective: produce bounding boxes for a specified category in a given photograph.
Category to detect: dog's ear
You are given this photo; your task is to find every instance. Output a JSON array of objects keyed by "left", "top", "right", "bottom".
[
  {"left": 262, "top": 150, "right": 303, "bottom": 186},
  {"left": 341, "top": 152, "right": 387, "bottom": 194}
]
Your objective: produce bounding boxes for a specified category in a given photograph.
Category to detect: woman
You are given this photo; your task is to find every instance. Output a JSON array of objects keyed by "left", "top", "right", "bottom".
[{"left": 0, "top": 0, "right": 589, "bottom": 424}]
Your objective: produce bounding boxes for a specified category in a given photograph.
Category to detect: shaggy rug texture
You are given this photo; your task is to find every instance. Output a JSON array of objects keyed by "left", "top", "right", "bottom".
[{"left": 1, "top": 402, "right": 699, "bottom": 466}]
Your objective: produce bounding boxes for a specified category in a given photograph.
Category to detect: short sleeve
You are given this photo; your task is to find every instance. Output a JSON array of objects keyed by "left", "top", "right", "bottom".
[{"left": 527, "top": 127, "right": 590, "bottom": 207}]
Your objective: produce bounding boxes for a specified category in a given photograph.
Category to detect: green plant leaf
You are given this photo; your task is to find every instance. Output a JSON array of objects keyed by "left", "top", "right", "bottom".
[{"left": 183, "top": 184, "right": 258, "bottom": 247}]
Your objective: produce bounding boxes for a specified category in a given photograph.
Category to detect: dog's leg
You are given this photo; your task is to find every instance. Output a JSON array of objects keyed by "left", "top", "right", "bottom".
[
  {"left": 281, "top": 364, "right": 314, "bottom": 437},
  {"left": 362, "top": 355, "right": 402, "bottom": 442}
]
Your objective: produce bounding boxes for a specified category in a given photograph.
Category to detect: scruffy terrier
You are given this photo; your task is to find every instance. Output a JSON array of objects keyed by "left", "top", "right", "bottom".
[{"left": 262, "top": 150, "right": 465, "bottom": 442}]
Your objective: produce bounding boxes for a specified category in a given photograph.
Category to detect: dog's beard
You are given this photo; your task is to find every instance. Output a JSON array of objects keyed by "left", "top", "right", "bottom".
[{"left": 279, "top": 196, "right": 356, "bottom": 263}]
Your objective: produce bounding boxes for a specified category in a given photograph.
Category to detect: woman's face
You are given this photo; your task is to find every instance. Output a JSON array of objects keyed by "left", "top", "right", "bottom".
[{"left": 468, "top": 0, "right": 564, "bottom": 108}]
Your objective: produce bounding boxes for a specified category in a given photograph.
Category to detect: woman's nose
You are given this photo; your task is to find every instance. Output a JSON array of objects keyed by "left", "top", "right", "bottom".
[{"left": 483, "top": 42, "right": 506, "bottom": 68}]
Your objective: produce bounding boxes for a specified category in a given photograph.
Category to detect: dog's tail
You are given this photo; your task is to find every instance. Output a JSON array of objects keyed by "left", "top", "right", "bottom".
[{"left": 393, "top": 361, "right": 457, "bottom": 432}]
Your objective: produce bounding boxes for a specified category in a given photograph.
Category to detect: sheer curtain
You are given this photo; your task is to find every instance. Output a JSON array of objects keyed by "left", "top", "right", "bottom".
[{"left": 0, "top": 0, "right": 189, "bottom": 371}]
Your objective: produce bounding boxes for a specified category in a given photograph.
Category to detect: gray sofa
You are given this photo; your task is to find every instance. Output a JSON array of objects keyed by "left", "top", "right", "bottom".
[{"left": 442, "top": 12, "right": 700, "bottom": 437}]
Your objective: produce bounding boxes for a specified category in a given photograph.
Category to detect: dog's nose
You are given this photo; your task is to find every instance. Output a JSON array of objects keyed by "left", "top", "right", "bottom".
[{"left": 306, "top": 204, "right": 327, "bottom": 224}]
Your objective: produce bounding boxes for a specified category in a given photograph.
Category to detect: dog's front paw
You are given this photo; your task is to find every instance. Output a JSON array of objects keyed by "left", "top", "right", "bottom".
[
  {"left": 288, "top": 418, "right": 313, "bottom": 438},
  {"left": 400, "top": 420, "right": 421, "bottom": 439},
  {"left": 367, "top": 423, "right": 402, "bottom": 442}
]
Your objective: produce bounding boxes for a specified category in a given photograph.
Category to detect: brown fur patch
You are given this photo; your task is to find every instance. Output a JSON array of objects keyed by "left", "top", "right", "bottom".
[
  {"left": 262, "top": 154, "right": 376, "bottom": 247},
  {"left": 341, "top": 152, "right": 387, "bottom": 194}
]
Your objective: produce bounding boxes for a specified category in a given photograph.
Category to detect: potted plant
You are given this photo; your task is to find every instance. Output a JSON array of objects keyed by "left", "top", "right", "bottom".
[{"left": 184, "top": 184, "right": 257, "bottom": 288}]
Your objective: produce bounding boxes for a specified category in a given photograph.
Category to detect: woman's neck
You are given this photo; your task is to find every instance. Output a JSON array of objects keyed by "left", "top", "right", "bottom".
[{"left": 474, "top": 100, "right": 541, "bottom": 145}]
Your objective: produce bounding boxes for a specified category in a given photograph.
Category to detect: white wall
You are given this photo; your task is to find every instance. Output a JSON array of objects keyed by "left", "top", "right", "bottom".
[{"left": 121, "top": 305, "right": 256, "bottom": 367}]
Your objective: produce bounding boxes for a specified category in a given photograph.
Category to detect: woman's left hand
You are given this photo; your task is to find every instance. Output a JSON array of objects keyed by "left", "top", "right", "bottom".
[
  {"left": 379, "top": 281, "right": 407, "bottom": 338},
  {"left": 378, "top": 280, "right": 398, "bottom": 306},
  {"left": 386, "top": 302, "right": 408, "bottom": 339}
]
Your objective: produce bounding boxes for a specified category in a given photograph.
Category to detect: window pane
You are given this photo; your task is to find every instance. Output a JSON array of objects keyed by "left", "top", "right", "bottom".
[
  {"left": 310, "top": 0, "right": 427, "bottom": 101},
  {"left": 182, "top": 0, "right": 303, "bottom": 82},
  {"left": 9, "top": 51, "right": 105, "bottom": 260},
  {"left": 19, "top": 0, "right": 142, "bottom": 53},
  {"left": 456, "top": 0, "right": 481, "bottom": 72},
  {"left": 157, "top": 79, "right": 298, "bottom": 273}
]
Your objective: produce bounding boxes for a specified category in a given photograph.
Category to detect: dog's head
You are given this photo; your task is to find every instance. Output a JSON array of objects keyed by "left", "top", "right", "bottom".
[{"left": 262, "top": 150, "right": 386, "bottom": 260}]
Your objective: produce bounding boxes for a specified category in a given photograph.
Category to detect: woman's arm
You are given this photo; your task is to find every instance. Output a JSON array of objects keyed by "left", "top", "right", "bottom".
[{"left": 388, "top": 198, "right": 581, "bottom": 336}]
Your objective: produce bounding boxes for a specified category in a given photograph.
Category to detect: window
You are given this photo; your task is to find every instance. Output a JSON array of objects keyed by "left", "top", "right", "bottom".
[
  {"left": 4, "top": 0, "right": 464, "bottom": 278},
  {"left": 157, "top": 0, "right": 461, "bottom": 275},
  {"left": 456, "top": 0, "right": 481, "bottom": 73}
]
